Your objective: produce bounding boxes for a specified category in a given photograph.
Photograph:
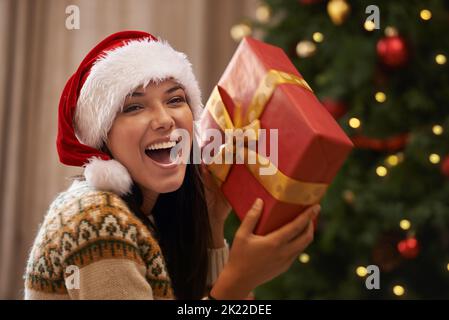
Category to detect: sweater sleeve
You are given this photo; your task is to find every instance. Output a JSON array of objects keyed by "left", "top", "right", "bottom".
[
  {"left": 206, "top": 239, "right": 230, "bottom": 287},
  {"left": 66, "top": 258, "right": 153, "bottom": 299},
  {"left": 60, "top": 192, "right": 164, "bottom": 300}
]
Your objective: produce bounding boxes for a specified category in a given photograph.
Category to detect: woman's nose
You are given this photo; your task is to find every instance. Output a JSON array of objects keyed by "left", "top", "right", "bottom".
[{"left": 150, "top": 105, "right": 175, "bottom": 131}]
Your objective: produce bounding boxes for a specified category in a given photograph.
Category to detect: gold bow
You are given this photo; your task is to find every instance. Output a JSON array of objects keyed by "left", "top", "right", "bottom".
[{"left": 204, "top": 69, "right": 328, "bottom": 205}]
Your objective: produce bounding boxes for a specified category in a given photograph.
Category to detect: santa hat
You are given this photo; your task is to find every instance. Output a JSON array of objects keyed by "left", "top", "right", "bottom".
[{"left": 57, "top": 30, "right": 202, "bottom": 195}]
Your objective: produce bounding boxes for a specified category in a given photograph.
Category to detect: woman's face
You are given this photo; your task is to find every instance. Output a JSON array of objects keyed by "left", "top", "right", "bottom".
[{"left": 106, "top": 79, "right": 193, "bottom": 194}]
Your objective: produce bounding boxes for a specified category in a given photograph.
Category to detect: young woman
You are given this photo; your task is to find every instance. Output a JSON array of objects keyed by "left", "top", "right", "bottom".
[{"left": 24, "top": 31, "right": 320, "bottom": 300}]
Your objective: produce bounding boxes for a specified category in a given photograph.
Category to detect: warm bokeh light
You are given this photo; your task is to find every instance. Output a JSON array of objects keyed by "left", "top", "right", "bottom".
[
  {"left": 376, "top": 166, "right": 388, "bottom": 177},
  {"left": 313, "top": 32, "right": 324, "bottom": 43},
  {"left": 230, "top": 23, "right": 252, "bottom": 42},
  {"left": 349, "top": 117, "right": 361, "bottom": 128},
  {"left": 435, "top": 54, "right": 447, "bottom": 65},
  {"left": 299, "top": 253, "right": 310, "bottom": 264},
  {"left": 399, "top": 219, "right": 411, "bottom": 230},
  {"left": 356, "top": 266, "right": 367, "bottom": 277},
  {"left": 375, "top": 91, "right": 387, "bottom": 103},
  {"left": 364, "top": 20, "right": 375, "bottom": 31},
  {"left": 256, "top": 4, "right": 271, "bottom": 23},
  {"left": 429, "top": 153, "right": 440, "bottom": 164},
  {"left": 296, "top": 40, "right": 316, "bottom": 58},
  {"left": 386, "top": 155, "right": 399, "bottom": 166},
  {"left": 420, "top": 9, "right": 432, "bottom": 21},
  {"left": 432, "top": 125, "right": 443, "bottom": 135},
  {"left": 393, "top": 285, "right": 405, "bottom": 296}
]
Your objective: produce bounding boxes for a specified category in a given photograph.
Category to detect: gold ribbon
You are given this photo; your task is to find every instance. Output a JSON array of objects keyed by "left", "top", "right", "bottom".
[{"left": 204, "top": 69, "right": 328, "bottom": 205}]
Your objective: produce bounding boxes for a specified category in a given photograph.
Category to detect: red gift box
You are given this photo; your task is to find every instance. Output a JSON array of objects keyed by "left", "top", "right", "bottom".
[{"left": 199, "top": 37, "right": 353, "bottom": 235}]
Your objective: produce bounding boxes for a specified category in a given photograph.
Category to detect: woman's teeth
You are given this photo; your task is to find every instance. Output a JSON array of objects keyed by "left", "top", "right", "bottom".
[
  {"left": 146, "top": 141, "right": 176, "bottom": 151},
  {"left": 144, "top": 137, "right": 182, "bottom": 166}
]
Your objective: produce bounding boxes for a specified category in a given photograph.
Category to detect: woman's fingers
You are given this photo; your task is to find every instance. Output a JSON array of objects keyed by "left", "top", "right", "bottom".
[
  {"left": 267, "top": 204, "right": 320, "bottom": 244},
  {"left": 201, "top": 163, "right": 232, "bottom": 220},
  {"left": 237, "top": 198, "right": 264, "bottom": 236},
  {"left": 285, "top": 220, "right": 315, "bottom": 258}
]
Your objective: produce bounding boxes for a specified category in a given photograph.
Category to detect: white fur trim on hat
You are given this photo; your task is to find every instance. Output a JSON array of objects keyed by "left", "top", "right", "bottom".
[
  {"left": 75, "top": 38, "right": 203, "bottom": 149},
  {"left": 84, "top": 157, "right": 133, "bottom": 195}
]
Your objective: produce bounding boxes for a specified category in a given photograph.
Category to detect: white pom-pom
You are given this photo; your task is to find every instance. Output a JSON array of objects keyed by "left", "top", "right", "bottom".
[{"left": 84, "top": 157, "right": 133, "bottom": 195}]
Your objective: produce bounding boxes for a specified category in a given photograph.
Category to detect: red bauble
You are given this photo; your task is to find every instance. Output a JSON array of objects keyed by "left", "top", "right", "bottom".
[
  {"left": 322, "top": 99, "right": 347, "bottom": 119},
  {"left": 397, "top": 237, "right": 420, "bottom": 259},
  {"left": 441, "top": 155, "right": 449, "bottom": 177},
  {"left": 377, "top": 35, "right": 409, "bottom": 68},
  {"left": 372, "top": 232, "right": 403, "bottom": 272}
]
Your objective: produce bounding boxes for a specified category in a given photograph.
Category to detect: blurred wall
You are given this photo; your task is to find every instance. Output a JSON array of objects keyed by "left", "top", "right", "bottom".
[{"left": 0, "top": 0, "right": 258, "bottom": 299}]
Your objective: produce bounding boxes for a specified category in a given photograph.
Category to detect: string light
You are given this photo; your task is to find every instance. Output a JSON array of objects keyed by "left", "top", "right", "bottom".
[
  {"left": 256, "top": 4, "right": 271, "bottom": 23},
  {"left": 356, "top": 266, "right": 367, "bottom": 277},
  {"left": 393, "top": 285, "right": 405, "bottom": 296},
  {"left": 299, "top": 253, "right": 310, "bottom": 264},
  {"left": 399, "top": 219, "right": 411, "bottom": 230},
  {"left": 386, "top": 152, "right": 405, "bottom": 168},
  {"left": 313, "top": 32, "right": 324, "bottom": 43},
  {"left": 446, "top": 263, "right": 449, "bottom": 271},
  {"left": 375, "top": 91, "right": 387, "bottom": 103},
  {"left": 435, "top": 54, "right": 447, "bottom": 65},
  {"left": 420, "top": 9, "right": 432, "bottom": 21},
  {"left": 364, "top": 20, "right": 375, "bottom": 31},
  {"left": 349, "top": 117, "right": 361, "bottom": 129},
  {"left": 432, "top": 125, "right": 443, "bottom": 135},
  {"left": 386, "top": 155, "right": 399, "bottom": 166},
  {"left": 376, "top": 166, "right": 388, "bottom": 177},
  {"left": 230, "top": 23, "right": 252, "bottom": 42},
  {"left": 429, "top": 153, "right": 440, "bottom": 164}
]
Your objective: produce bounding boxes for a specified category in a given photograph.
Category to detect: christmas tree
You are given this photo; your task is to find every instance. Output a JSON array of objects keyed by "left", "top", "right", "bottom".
[{"left": 224, "top": 0, "right": 449, "bottom": 299}]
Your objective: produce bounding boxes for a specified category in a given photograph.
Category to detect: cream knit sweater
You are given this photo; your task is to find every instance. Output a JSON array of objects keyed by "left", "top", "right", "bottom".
[{"left": 24, "top": 180, "right": 229, "bottom": 300}]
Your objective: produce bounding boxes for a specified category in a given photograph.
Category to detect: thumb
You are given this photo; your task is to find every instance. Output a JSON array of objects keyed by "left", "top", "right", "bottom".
[{"left": 239, "top": 198, "right": 264, "bottom": 235}]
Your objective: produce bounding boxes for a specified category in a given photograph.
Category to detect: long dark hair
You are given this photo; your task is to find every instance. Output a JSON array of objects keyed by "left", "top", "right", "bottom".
[{"left": 121, "top": 159, "right": 212, "bottom": 300}]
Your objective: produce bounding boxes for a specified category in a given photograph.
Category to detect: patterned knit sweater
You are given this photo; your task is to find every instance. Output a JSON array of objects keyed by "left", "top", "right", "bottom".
[{"left": 24, "top": 180, "right": 229, "bottom": 300}]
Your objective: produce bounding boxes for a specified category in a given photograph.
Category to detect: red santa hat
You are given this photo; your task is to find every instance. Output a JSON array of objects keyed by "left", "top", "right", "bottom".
[{"left": 57, "top": 30, "right": 202, "bottom": 195}]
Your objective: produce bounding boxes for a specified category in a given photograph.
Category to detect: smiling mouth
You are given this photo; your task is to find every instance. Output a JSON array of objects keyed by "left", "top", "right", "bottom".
[{"left": 144, "top": 138, "right": 182, "bottom": 165}]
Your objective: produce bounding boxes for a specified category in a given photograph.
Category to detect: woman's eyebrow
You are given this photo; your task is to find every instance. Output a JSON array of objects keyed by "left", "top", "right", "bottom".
[
  {"left": 130, "top": 91, "right": 145, "bottom": 97},
  {"left": 129, "top": 85, "right": 184, "bottom": 98},
  {"left": 165, "top": 85, "right": 184, "bottom": 94}
]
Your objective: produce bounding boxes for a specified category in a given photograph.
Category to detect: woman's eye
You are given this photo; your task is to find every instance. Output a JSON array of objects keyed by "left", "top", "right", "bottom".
[
  {"left": 123, "top": 104, "right": 142, "bottom": 113},
  {"left": 168, "top": 96, "right": 186, "bottom": 105}
]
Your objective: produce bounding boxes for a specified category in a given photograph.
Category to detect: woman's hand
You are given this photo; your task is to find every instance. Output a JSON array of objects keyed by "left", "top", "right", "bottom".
[
  {"left": 210, "top": 198, "right": 320, "bottom": 299},
  {"left": 201, "top": 163, "right": 232, "bottom": 225}
]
